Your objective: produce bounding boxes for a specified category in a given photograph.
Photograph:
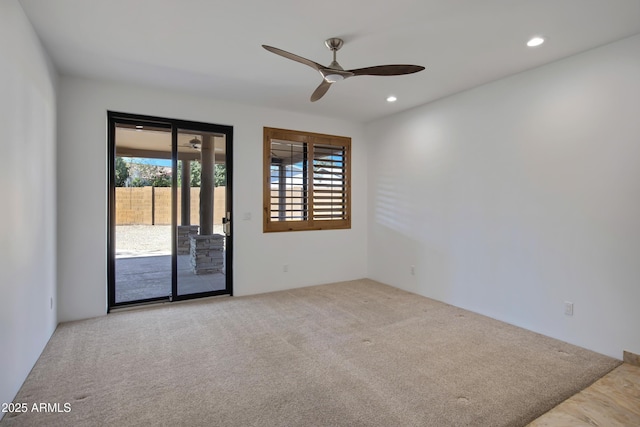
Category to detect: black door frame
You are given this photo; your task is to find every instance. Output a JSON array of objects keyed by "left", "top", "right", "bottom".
[{"left": 107, "top": 111, "right": 233, "bottom": 311}]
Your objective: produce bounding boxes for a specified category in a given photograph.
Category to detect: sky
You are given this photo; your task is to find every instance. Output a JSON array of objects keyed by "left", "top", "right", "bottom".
[{"left": 125, "top": 157, "right": 171, "bottom": 167}]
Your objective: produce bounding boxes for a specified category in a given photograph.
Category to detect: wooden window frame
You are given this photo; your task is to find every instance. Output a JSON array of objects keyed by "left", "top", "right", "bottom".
[{"left": 263, "top": 127, "right": 351, "bottom": 233}]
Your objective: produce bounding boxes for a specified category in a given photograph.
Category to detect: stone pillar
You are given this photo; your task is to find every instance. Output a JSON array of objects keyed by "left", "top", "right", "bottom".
[
  {"left": 177, "top": 225, "right": 199, "bottom": 255},
  {"left": 200, "top": 135, "right": 214, "bottom": 235},
  {"left": 180, "top": 160, "right": 190, "bottom": 226},
  {"left": 190, "top": 234, "right": 224, "bottom": 274}
]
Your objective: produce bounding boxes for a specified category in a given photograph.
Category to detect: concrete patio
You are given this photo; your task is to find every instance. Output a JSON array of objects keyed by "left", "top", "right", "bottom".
[{"left": 115, "top": 225, "right": 226, "bottom": 303}]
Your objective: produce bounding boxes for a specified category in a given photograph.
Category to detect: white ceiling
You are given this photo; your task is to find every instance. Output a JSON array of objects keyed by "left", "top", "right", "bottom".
[{"left": 19, "top": 0, "right": 640, "bottom": 123}]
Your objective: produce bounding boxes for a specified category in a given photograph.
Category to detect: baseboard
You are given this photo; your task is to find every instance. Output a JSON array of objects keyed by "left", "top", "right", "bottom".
[{"left": 623, "top": 350, "right": 640, "bottom": 367}]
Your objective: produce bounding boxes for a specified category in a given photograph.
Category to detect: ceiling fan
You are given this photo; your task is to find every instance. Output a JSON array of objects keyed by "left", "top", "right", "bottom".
[
  {"left": 262, "top": 38, "right": 425, "bottom": 102},
  {"left": 175, "top": 137, "right": 201, "bottom": 151}
]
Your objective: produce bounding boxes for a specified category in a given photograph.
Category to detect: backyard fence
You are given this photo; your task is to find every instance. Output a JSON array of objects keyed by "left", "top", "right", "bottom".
[{"left": 115, "top": 186, "right": 226, "bottom": 225}]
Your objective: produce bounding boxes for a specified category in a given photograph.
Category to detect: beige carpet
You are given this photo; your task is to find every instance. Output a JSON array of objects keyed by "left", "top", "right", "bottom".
[{"left": 1, "top": 279, "right": 620, "bottom": 426}]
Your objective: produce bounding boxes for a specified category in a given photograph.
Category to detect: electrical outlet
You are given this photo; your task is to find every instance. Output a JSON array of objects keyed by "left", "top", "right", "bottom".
[
  {"left": 410, "top": 265, "right": 415, "bottom": 276},
  {"left": 564, "top": 301, "right": 574, "bottom": 316},
  {"left": 283, "top": 264, "right": 288, "bottom": 273}
]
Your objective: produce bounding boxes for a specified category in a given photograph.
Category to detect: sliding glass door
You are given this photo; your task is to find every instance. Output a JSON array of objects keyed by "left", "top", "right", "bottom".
[
  {"left": 112, "top": 122, "right": 173, "bottom": 303},
  {"left": 108, "top": 112, "right": 233, "bottom": 309},
  {"left": 175, "top": 127, "right": 228, "bottom": 297}
]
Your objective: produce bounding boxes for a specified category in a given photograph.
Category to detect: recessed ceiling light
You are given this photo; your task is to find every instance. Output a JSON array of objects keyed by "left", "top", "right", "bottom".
[
  {"left": 135, "top": 125, "right": 144, "bottom": 131},
  {"left": 386, "top": 96, "right": 397, "bottom": 103},
  {"left": 527, "top": 37, "right": 545, "bottom": 47}
]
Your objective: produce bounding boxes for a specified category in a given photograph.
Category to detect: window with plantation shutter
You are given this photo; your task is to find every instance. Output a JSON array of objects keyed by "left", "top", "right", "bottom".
[{"left": 264, "top": 127, "right": 351, "bottom": 232}]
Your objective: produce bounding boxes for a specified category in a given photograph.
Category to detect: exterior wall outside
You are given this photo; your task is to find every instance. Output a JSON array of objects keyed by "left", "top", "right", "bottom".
[{"left": 115, "top": 186, "right": 226, "bottom": 225}]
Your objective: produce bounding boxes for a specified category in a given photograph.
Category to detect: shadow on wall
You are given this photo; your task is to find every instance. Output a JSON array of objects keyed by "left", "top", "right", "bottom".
[{"left": 374, "top": 172, "right": 416, "bottom": 238}]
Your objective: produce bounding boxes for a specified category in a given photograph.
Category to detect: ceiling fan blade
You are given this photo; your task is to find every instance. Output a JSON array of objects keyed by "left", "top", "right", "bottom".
[
  {"left": 310, "top": 80, "right": 332, "bottom": 102},
  {"left": 348, "top": 64, "right": 425, "bottom": 76},
  {"left": 262, "top": 45, "right": 323, "bottom": 71}
]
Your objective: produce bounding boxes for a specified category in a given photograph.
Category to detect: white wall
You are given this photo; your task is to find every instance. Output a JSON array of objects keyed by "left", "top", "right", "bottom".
[
  {"left": 0, "top": 0, "right": 58, "bottom": 416},
  {"left": 366, "top": 35, "right": 640, "bottom": 359},
  {"left": 57, "top": 76, "right": 367, "bottom": 322}
]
